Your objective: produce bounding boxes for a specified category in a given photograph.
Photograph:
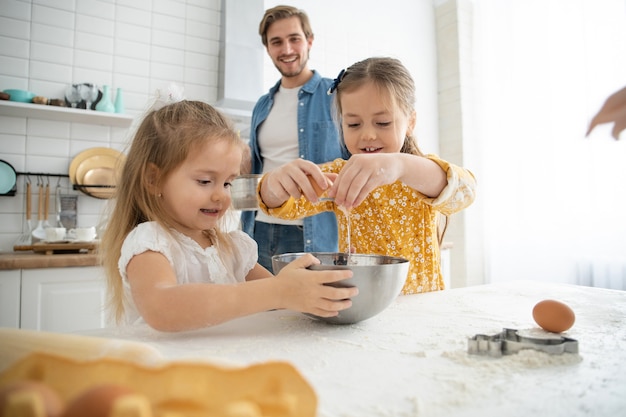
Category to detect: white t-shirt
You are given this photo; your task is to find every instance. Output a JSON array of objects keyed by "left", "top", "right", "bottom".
[
  {"left": 256, "top": 85, "right": 302, "bottom": 225},
  {"left": 117, "top": 221, "right": 257, "bottom": 325}
]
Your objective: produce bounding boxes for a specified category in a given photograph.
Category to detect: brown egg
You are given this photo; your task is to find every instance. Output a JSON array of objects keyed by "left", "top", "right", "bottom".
[
  {"left": 61, "top": 384, "right": 144, "bottom": 417},
  {"left": 0, "top": 380, "right": 64, "bottom": 417},
  {"left": 309, "top": 176, "right": 327, "bottom": 197},
  {"left": 308, "top": 174, "right": 334, "bottom": 197},
  {"left": 532, "top": 299, "right": 576, "bottom": 333}
]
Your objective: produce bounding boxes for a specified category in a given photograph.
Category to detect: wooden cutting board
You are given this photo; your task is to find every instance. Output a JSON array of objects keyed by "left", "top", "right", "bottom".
[
  {"left": 31, "top": 240, "right": 98, "bottom": 255},
  {"left": 13, "top": 241, "right": 34, "bottom": 251}
]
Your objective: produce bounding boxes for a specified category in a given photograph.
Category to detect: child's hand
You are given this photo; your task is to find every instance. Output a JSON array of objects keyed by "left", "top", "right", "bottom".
[
  {"left": 261, "top": 160, "right": 335, "bottom": 207},
  {"left": 274, "top": 253, "right": 358, "bottom": 317},
  {"left": 328, "top": 154, "right": 403, "bottom": 209}
]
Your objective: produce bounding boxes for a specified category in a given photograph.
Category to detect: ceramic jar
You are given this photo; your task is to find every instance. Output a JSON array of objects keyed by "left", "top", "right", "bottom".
[
  {"left": 114, "top": 87, "right": 124, "bottom": 114},
  {"left": 95, "top": 85, "right": 115, "bottom": 113}
]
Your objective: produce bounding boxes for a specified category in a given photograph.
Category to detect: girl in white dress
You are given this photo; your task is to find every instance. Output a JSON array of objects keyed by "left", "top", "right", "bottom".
[{"left": 101, "top": 100, "right": 357, "bottom": 332}]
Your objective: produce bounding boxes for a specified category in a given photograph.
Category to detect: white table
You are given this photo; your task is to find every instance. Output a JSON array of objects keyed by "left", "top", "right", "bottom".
[{"left": 85, "top": 281, "right": 626, "bottom": 417}]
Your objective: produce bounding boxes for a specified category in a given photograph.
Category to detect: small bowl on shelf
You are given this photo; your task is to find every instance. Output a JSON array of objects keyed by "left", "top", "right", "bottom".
[{"left": 3, "top": 89, "right": 36, "bottom": 103}]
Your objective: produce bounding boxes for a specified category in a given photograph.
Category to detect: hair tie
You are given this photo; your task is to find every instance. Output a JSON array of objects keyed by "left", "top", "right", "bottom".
[{"left": 327, "top": 69, "right": 346, "bottom": 95}]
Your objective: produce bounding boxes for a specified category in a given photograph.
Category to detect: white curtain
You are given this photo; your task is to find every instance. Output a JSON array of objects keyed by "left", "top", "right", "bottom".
[{"left": 472, "top": 0, "right": 626, "bottom": 289}]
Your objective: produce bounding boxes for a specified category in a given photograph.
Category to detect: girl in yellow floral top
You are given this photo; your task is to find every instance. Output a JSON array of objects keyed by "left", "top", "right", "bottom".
[{"left": 259, "top": 57, "right": 476, "bottom": 293}]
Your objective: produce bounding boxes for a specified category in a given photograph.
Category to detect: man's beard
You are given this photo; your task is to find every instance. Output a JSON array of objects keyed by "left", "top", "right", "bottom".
[{"left": 275, "top": 51, "right": 309, "bottom": 78}]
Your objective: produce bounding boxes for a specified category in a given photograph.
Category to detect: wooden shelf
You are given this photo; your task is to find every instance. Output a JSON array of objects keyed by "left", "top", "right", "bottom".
[{"left": 0, "top": 100, "right": 134, "bottom": 127}]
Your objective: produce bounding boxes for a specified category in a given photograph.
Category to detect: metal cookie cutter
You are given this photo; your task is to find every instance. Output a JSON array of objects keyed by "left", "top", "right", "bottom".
[{"left": 468, "top": 328, "right": 579, "bottom": 357}]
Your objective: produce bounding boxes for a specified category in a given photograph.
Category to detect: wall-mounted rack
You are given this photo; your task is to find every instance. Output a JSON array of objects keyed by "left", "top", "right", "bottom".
[
  {"left": 17, "top": 171, "right": 69, "bottom": 178},
  {"left": 10, "top": 171, "right": 116, "bottom": 199}
]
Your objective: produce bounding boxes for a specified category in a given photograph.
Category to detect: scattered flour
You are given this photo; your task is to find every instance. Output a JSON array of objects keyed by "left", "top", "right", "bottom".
[{"left": 442, "top": 348, "right": 583, "bottom": 369}]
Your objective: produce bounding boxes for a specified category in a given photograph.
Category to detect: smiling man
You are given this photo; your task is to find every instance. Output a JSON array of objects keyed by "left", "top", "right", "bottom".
[{"left": 242, "top": 5, "right": 349, "bottom": 272}]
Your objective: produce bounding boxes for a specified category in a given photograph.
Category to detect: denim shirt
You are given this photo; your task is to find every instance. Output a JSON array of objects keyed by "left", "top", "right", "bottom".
[{"left": 242, "top": 70, "right": 350, "bottom": 252}]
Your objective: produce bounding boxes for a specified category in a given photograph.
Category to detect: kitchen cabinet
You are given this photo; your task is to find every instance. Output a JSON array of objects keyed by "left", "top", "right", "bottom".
[
  {"left": 0, "top": 270, "right": 20, "bottom": 328},
  {"left": 0, "top": 100, "right": 133, "bottom": 127},
  {"left": 2, "top": 266, "right": 109, "bottom": 332},
  {"left": 20, "top": 267, "right": 108, "bottom": 332}
]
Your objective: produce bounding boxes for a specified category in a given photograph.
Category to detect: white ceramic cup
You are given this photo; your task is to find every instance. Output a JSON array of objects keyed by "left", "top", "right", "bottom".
[
  {"left": 72, "top": 226, "right": 97, "bottom": 241},
  {"left": 45, "top": 227, "right": 66, "bottom": 242}
]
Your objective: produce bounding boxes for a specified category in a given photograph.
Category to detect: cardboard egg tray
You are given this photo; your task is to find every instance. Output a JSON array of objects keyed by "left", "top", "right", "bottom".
[{"left": 0, "top": 329, "right": 316, "bottom": 417}]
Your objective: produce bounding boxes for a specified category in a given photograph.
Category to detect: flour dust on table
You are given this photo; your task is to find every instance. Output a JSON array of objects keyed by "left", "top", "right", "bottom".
[{"left": 77, "top": 281, "right": 626, "bottom": 417}]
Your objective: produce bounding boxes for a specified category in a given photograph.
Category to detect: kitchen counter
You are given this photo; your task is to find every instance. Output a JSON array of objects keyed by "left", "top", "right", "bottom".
[
  {"left": 80, "top": 280, "right": 626, "bottom": 417},
  {"left": 0, "top": 251, "right": 99, "bottom": 269}
]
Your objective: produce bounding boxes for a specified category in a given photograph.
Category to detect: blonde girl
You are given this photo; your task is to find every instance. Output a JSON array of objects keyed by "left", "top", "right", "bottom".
[
  {"left": 101, "top": 100, "right": 357, "bottom": 332},
  {"left": 259, "top": 57, "right": 477, "bottom": 293}
]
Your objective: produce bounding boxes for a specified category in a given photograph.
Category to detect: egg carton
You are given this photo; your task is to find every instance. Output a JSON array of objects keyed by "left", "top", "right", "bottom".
[
  {"left": 0, "top": 352, "right": 316, "bottom": 417},
  {"left": 467, "top": 328, "right": 579, "bottom": 357}
]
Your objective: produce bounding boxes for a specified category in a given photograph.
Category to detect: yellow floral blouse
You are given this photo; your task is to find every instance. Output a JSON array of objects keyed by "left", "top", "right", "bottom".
[{"left": 259, "top": 155, "right": 476, "bottom": 294}]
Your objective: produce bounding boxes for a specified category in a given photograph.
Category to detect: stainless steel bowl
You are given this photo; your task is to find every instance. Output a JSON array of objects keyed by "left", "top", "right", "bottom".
[
  {"left": 272, "top": 252, "right": 409, "bottom": 324},
  {"left": 231, "top": 174, "right": 262, "bottom": 210}
]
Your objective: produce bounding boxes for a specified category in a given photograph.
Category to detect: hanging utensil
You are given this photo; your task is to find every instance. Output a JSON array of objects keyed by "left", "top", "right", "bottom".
[
  {"left": 26, "top": 180, "right": 32, "bottom": 233},
  {"left": 13, "top": 178, "right": 33, "bottom": 251},
  {"left": 0, "top": 159, "right": 18, "bottom": 196},
  {"left": 31, "top": 179, "right": 46, "bottom": 242},
  {"left": 55, "top": 177, "right": 62, "bottom": 227},
  {"left": 43, "top": 180, "right": 51, "bottom": 228}
]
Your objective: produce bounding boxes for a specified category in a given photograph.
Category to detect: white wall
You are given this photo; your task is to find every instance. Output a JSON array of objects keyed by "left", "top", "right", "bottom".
[
  {"left": 473, "top": 0, "right": 626, "bottom": 288},
  {"left": 0, "top": 0, "right": 439, "bottom": 251},
  {"left": 262, "top": 0, "right": 440, "bottom": 153}
]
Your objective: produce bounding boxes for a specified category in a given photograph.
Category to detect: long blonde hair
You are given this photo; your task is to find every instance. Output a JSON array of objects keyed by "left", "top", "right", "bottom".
[
  {"left": 332, "top": 57, "right": 449, "bottom": 243},
  {"left": 100, "top": 100, "right": 246, "bottom": 324}
]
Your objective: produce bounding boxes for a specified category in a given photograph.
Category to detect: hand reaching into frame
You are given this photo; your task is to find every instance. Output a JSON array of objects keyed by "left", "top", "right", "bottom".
[{"left": 587, "top": 85, "right": 626, "bottom": 140}]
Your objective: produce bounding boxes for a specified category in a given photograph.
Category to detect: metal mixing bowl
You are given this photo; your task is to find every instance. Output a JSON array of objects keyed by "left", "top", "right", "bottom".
[
  {"left": 272, "top": 252, "right": 409, "bottom": 324},
  {"left": 231, "top": 174, "right": 262, "bottom": 210}
]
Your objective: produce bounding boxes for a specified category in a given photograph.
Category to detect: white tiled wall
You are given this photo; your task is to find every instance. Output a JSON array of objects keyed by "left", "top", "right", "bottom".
[{"left": 0, "top": 0, "right": 222, "bottom": 251}]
